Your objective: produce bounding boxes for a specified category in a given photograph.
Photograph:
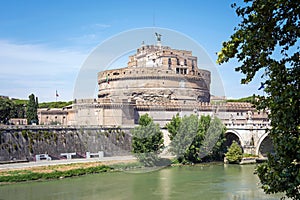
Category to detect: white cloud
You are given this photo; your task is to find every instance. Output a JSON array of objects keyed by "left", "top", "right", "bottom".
[
  {"left": 68, "top": 34, "right": 99, "bottom": 44},
  {"left": 82, "top": 23, "right": 111, "bottom": 30},
  {"left": 67, "top": 23, "right": 112, "bottom": 45},
  {"left": 91, "top": 23, "right": 111, "bottom": 29},
  {"left": 0, "top": 40, "right": 88, "bottom": 102}
]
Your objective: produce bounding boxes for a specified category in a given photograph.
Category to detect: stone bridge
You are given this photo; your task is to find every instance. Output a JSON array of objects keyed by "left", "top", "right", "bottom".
[{"left": 224, "top": 123, "right": 273, "bottom": 157}]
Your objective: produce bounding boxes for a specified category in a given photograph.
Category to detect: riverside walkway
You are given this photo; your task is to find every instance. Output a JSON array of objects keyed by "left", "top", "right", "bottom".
[{"left": 0, "top": 155, "right": 136, "bottom": 171}]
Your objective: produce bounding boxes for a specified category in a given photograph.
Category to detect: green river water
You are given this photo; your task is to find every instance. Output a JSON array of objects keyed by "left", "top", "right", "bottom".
[{"left": 0, "top": 164, "right": 283, "bottom": 200}]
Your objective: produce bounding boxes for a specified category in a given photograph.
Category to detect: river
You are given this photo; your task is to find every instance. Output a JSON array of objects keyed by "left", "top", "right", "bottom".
[{"left": 0, "top": 164, "right": 283, "bottom": 200}]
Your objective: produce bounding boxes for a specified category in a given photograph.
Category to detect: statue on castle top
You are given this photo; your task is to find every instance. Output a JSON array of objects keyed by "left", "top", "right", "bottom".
[{"left": 155, "top": 32, "right": 162, "bottom": 42}]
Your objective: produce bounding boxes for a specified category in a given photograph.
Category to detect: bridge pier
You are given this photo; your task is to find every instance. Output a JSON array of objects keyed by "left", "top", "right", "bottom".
[
  {"left": 225, "top": 124, "right": 272, "bottom": 157},
  {"left": 242, "top": 146, "right": 256, "bottom": 155}
]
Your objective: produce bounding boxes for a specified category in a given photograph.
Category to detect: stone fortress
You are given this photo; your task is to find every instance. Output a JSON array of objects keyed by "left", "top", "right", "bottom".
[
  {"left": 38, "top": 33, "right": 268, "bottom": 128},
  {"left": 37, "top": 34, "right": 272, "bottom": 156},
  {"left": 0, "top": 34, "right": 274, "bottom": 162}
]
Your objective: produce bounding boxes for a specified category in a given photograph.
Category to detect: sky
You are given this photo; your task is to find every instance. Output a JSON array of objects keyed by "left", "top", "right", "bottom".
[{"left": 0, "top": 0, "right": 265, "bottom": 102}]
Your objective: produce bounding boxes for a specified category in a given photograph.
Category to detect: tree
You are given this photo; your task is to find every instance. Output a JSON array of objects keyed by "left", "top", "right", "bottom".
[
  {"left": 169, "top": 114, "right": 200, "bottom": 163},
  {"left": 165, "top": 113, "right": 181, "bottom": 141},
  {"left": 167, "top": 114, "right": 226, "bottom": 163},
  {"left": 217, "top": 1, "right": 300, "bottom": 198},
  {"left": 26, "top": 94, "right": 39, "bottom": 125},
  {"left": 0, "top": 97, "right": 14, "bottom": 124},
  {"left": 199, "top": 117, "right": 226, "bottom": 161},
  {"left": 131, "top": 114, "right": 164, "bottom": 167},
  {"left": 225, "top": 141, "right": 243, "bottom": 164}
]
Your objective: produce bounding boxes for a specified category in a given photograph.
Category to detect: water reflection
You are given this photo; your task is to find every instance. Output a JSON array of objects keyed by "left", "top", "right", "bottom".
[
  {"left": 0, "top": 165, "right": 284, "bottom": 200},
  {"left": 159, "top": 167, "right": 172, "bottom": 200}
]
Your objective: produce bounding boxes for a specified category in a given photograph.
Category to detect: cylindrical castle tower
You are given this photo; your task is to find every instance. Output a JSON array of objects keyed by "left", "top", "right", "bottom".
[{"left": 98, "top": 44, "right": 211, "bottom": 104}]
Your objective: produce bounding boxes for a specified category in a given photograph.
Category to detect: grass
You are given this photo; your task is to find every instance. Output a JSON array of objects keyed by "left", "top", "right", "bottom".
[
  {"left": 0, "top": 165, "right": 113, "bottom": 183},
  {"left": 226, "top": 96, "right": 255, "bottom": 103},
  {"left": 0, "top": 161, "right": 142, "bottom": 184},
  {"left": 0, "top": 158, "right": 176, "bottom": 184}
]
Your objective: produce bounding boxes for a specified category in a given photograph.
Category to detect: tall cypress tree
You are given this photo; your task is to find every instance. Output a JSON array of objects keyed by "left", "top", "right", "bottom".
[{"left": 26, "top": 94, "right": 38, "bottom": 125}]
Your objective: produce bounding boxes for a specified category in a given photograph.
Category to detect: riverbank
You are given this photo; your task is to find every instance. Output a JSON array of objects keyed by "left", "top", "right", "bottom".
[
  {"left": 0, "top": 164, "right": 283, "bottom": 200},
  {"left": 0, "top": 159, "right": 141, "bottom": 184},
  {"left": 0, "top": 155, "right": 263, "bottom": 184}
]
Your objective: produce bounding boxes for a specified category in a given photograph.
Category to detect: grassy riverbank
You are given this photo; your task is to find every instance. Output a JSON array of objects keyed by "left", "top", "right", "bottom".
[
  {"left": 0, "top": 160, "right": 142, "bottom": 184},
  {"left": 0, "top": 159, "right": 236, "bottom": 184}
]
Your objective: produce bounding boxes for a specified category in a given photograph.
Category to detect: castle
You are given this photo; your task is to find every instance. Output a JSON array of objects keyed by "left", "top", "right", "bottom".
[{"left": 38, "top": 34, "right": 269, "bottom": 128}]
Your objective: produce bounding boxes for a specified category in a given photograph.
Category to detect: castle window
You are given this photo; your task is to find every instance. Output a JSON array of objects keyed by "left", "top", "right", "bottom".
[
  {"left": 171, "top": 52, "right": 173, "bottom": 54},
  {"left": 192, "top": 60, "right": 195, "bottom": 70},
  {"left": 177, "top": 58, "right": 180, "bottom": 65},
  {"left": 184, "top": 59, "right": 187, "bottom": 66},
  {"left": 113, "top": 72, "right": 119, "bottom": 75},
  {"left": 168, "top": 58, "right": 172, "bottom": 70},
  {"left": 176, "top": 68, "right": 179, "bottom": 74},
  {"left": 237, "top": 113, "right": 239, "bottom": 116},
  {"left": 184, "top": 69, "right": 187, "bottom": 74}
]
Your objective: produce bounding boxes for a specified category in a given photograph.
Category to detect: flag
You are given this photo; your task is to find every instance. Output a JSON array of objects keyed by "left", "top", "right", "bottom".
[
  {"left": 56, "top": 90, "right": 59, "bottom": 97},
  {"left": 258, "top": 82, "right": 264, "bottom": 90}
]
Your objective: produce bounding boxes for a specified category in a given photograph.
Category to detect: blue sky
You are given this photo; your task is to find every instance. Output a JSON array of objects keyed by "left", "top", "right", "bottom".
[{"left": 0, "top": 0, "right": 264, "bottom": 102}]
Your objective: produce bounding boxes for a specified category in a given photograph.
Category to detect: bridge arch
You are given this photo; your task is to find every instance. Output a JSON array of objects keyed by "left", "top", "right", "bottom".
[
  {"left": 224, "top": 130, "right": 244, "bottom": 150},
  {"left": 256, "top": 132, "right": 274, "bottom": 156}
]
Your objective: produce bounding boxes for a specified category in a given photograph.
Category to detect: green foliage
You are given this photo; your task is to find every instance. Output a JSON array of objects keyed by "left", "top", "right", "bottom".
[
  {"left": 225, "top": 141, "right": 243, "bottom": 164},
  {"left": 217, "top": 0, "right": 300, "bottom": 198},
  {"left": 165, "top": 113, "right": 181, "bottom": 140},
  {"left": 0, "top": 165, "right": 113, "bottom": 183},
  {"left": 243, "top": 153, "right": 257, "bottom": 158},
  {"left": 138, "top": 113, "right": 152, "bottom": 126},
  {"left": 169, "top": 114, "right": 200, "bottom": 163},
  {"left": 132, "top": 114, "right": 164, "bottom": 167},
  {"left": 11, "top": 99, "right": 27, "bottom": 118},
  {"left": 167, "top": 114, "right": 226, "bottom": 164},
  {"left": 200, "top": 117, "right": 227, "bottom": 161},
  {"left": 0, "top": 98, "right": 27, "bottom": 121},
  {"left": 12, "top": 99, "right": 28, "bottom": 105},
  {"left": 39, "top": 101, "right": 73, "bottom": 108},
  {"left": 26, "top": 94, "right": 39, "bottom": 125},
  {"left": 0, "top": 97, "right": 14, "bottom": 124},
  {"left": 227, "top": 96, "right": 255, "bottom": 103},
  {"left": 0, "top": 97, "right": 72, "bottom": 124}
]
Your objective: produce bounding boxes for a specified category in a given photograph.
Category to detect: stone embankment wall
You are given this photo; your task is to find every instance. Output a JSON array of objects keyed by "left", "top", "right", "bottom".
[{"left": 0, "top": 126, "right": 132, "bottom": 161}]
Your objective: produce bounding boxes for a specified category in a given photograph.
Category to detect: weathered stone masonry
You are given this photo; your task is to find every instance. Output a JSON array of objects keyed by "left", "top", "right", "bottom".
[{"left": 0, "top": 126, "right": 132, "bottom": 161}]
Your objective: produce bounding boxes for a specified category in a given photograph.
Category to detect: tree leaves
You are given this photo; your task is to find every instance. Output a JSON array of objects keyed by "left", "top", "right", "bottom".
[
  {"left": 26, "top": 94, "right": 39, "bottom": 125},
  {"left": 131, "top": 114, "right": 164, "bottom": 167},
  {"left": 167, "top": 114, "right": 226, "bottom": 164},
  {"left": 218, "top": 0, "right": 300, "bottom": 198},
  {"left": 225, "top": 141, "right": 243, "bottom": 163}
]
